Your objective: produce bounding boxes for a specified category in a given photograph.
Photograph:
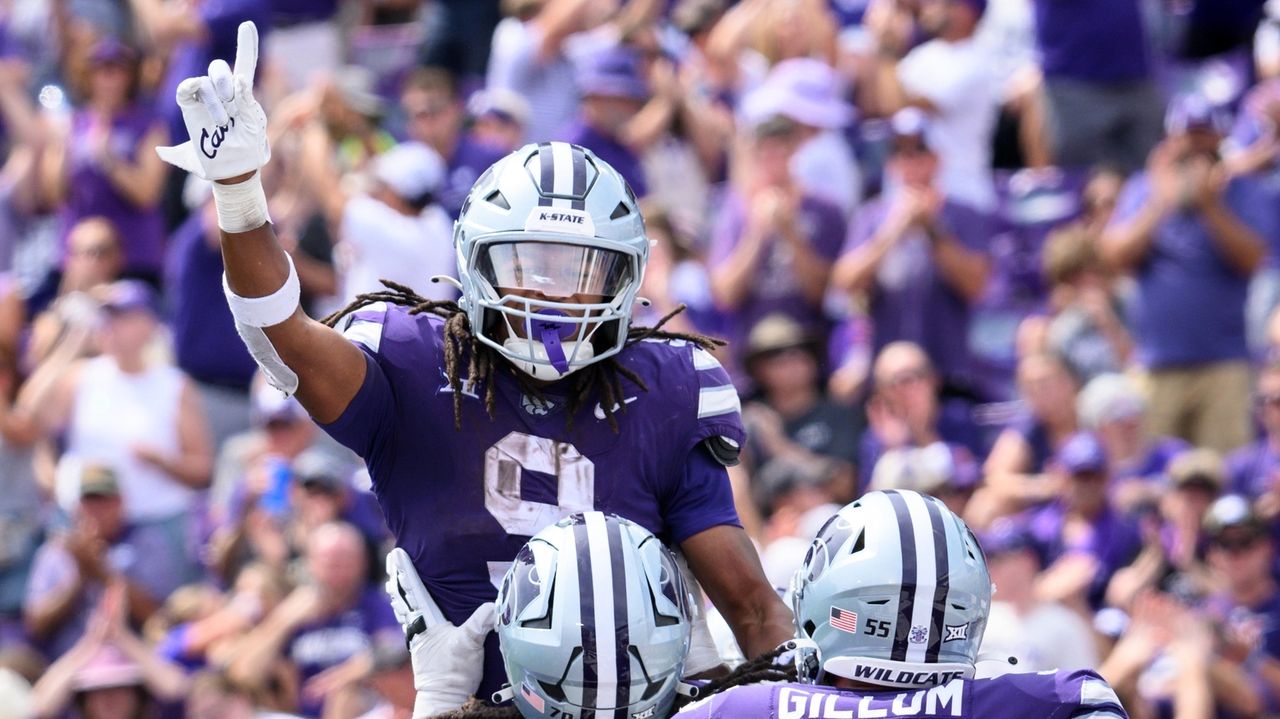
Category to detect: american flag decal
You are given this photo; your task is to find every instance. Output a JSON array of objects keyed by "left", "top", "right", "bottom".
[
  {"left": 520, "top": 680, "right": 545, "bottom": 712},
  {"left": 830, "top": 606, "right": 859, "bottom": 634}
]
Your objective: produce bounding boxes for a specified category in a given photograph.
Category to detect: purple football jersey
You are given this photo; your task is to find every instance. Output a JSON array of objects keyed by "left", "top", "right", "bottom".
[
  {"left": 321, "top": 303, "right": 746, "bottom": 697},
  {"left": 672, "top": 670, "right": 1128, "bottom": 719}
]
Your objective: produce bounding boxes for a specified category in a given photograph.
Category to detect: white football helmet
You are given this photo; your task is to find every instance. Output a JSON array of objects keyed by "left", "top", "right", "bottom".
[
  {"left": 450, "top": 142, "right": 648, "bottom": 381},
  {"left": 493, "top": 512, "right": 694, "bottom": 719},
  {"left": 791, "top": 490, "right": 992, "bottom": 688}
]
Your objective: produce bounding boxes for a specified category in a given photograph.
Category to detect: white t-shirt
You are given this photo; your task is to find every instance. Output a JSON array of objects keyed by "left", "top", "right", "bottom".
[
  {"left": 60, "top": 357, "right": 190, "bottom": 521},
  {"left": 898, "top": 38, "right": 1000, "bottom": 211},
  {"left": 978, "top": 601, "right": 1100, "bottom": 676},
  {"left": 337, "top": 196, "right": 456, "bottom": 304}
]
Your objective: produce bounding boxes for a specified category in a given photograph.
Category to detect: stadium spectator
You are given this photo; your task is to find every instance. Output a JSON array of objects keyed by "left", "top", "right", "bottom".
[
  {"left": 29, "top": 583, "right": 187, "bottom": 719},
  {"left": 869, "top": 0, "right": 999, "bottom": 210},
  {"left": 832, "top": 108, "right": 991, "bottom": 393},
  {"left": 399, "top": 67, "right": 508, "bottom": 218},
  {"left": 859, "top": 341, "right": 983, "bottom": 495},
  {"left": 560, "top": 44, "right": 655, "bottom": 196},
  {"left": 299, "top": 133, "right": 454, "bottom": 303},
  {"left": 40, "top": 39, "right": 168, "bottom": 284},
  {"left": 164, "top": 186, "right": 257, "bottom": 452},
  {"left": 465, "top": 88, "right": 531, "bottom": 154},
  {"left": 981, "top": 352, "right": 1080, "bottom": 517},
  {"left": 977, "top": 518, "right": 1100, "bottom": 674},
  {"left": 1227, "top": 358, "right": 1280, "bottom": 504},
  {"left": 740, "top": 57, "right": 860, "bottom": 217},
  {"left": 741, "top": 313, "right": 861, "bottom": 503},
  {"left": 709, "top": 115, "right": 846, "bottom": 375},
  {"left": 868, "top": 440, "right": 980, "bottom": 517},
  {"left": 17, "top": 281, "right": 212, "bottom": 556},
  {"left": 1023, "top": 432, "right": 1143, "bottom": 612},
  {"left": 1031, "top": 0, "right": 1163, "bottom": 171},
  {"left": 227, "top": 521, "right": 399, "bottom": 718},
  {"left": 23, "top": 466, "right": 169, "bottom": 659},
  {"left": 1102, "top": 96, "right": 1269, "bottom": 454}
]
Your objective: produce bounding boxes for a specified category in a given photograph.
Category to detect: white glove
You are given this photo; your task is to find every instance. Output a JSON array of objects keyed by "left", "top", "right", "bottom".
[
  {"left": 386, "top": 548, "right": 495, "bottom": 718},
  {"left": 155, "top": 21, "right": 270, "bottom": 180}
]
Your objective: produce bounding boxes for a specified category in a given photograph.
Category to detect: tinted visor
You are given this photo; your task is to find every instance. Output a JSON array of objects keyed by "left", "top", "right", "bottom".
[{"left": 477, "top": 241, "right": 633, "bottom": 301}]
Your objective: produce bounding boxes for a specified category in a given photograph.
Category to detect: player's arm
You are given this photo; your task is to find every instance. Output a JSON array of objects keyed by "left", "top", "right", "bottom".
[
  {"left": 217, "top": 199, "right": 366, "bottom": 422},
  {"left": 682, "top": 524, "right": 795, "bottom": 659},
  {"left": 155, "top": 23, "right": 366, "bottom": 424}
]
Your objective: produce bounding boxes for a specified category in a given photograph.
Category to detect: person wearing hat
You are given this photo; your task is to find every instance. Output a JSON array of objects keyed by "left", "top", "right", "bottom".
[
  {"left": 868, "top": 440, "right": 979, "bottom": 515},
  {"left": 41, "top": 36, "right": 169, "bottom": 284},
  {"left": 23, "top": 465, "right": 181, "bottom": 661},
  {"left": 832, "top": 107, "right": 991, "bottom": 396},
  {"left": 870, "top": 0, "right": 999, "bottom": 211},
  {"left": 1195, "top": 494, "right": 1280, "bottom": 716},
  {"left": 30, "top": 583, "right": 188, "bottom": 719},
  {"left": 1077, "top": 372, "right": 1189, "bottom": 513},
  {"left": 709, "top": 113, "right": 848, "bottom": 378},
  {"left": 467, "top": 88, "right": 531, "bottom": 155},
  {"left": 977, "top": 518, "right": 1100, "bottom": 675},
  {"left": 1102, "top": 93, "right": 1270, "bottom": 455},
  {"left": 741, "top": 313, "right": 861, "bottom": 506},
  {"left": 558, "top": 44, "right": 657, "bottom": 197},
  {"left": 1022, "top": 432, "right": 1142, "bottom": 611},
  {"left": 740, "top": 58, "right": 861, "bottom": 218},
  {"left": 298, "top": 129, "right": 455, "bottom": 303},
  {"left": 400, "top": 67, "right": 510, "bottom": 219}
]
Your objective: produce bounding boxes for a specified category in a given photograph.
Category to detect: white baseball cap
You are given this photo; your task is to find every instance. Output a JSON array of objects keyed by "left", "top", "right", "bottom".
[{"left": 372, "top": 142, "right": 446, "bottom": 201}]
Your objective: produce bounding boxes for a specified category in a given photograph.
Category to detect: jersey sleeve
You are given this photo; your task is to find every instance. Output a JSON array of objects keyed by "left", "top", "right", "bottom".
[
  {"left": 687, "top": 345, "right": 746, "bottom": 459},
  {"left": 1058, "top": 669, "right": 1128, "bottom": 718},
  {"left": 976, "top": 670, "right": 1128, "bottom": 719},
  {"left": 317, "top": 303, "right": 397, "bottom": 474}
]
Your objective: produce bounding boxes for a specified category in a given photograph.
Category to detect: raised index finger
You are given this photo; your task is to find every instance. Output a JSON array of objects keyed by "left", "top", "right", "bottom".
[{"left": 232, "top": 21, "right": 258, "bottom": 83}]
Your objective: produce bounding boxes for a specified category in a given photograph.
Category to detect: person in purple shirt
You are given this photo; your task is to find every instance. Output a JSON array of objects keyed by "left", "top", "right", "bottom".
[
  {"left": 163, "top": 36, "right": 794, "bottom": 711},
  {"left": 1022, "top": 432, "right": 1142, "bottom": 611},
  {"left": 41, "top": 39, "right": 168, "bottom": 284},
  {"left": 227, "top": 522, "right": 399, "bottom": 718},
  {"left": 709, "top": 115, "right": 847, "bottom": 381},
  {"left": 1102, "top": 95, "right": 1269, "bottom": 455},
  {"left": 399, "top": 67, "right": 509, "bottom": 219},
  {"left": 558, "top": 44, "right": 653, "bottom": 198},
  {"left": 1228, "top": 359, "right": 1280, "bottom": 503},
  {"left": 1033, "top": 0, "right": 1163, "bottom": 171},
  {"left": 832, "top": 108, "right": 991, "bottom": 394}
]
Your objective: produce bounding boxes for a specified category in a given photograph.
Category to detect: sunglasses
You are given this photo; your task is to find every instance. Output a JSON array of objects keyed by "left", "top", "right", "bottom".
[
  {"left": 1256, "top": 392, "right": 1280, "bottom": 408},
  {"left": 1212, "top": 534, "right": 1263, "bottom": 553}
]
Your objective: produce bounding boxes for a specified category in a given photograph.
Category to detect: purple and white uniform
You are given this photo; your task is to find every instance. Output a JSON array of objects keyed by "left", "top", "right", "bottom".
[
  {"left": 672, "top": 669, "right": 1128, "bottom": 719},
  {"left": 320, "top": 303, "right": 746, "bottom": 697}
]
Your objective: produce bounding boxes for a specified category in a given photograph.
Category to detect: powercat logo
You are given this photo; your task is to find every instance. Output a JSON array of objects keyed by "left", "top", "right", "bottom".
[
  {"left": 778, "top": 681, "right": 964, "bottom": 719},
  {"left": 525, "top": 207, "right": 596, "bottom": 237}
]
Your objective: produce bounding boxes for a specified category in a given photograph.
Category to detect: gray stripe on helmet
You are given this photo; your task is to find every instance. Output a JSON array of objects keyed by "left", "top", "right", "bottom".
[
  {"left": 574, "top": 518, "right": 598, "bottom": 712},
  {"left": 606, "top": 516, "right": 630, "bottom": 713},
  {"left": 923, "top": 496, "right": 950, "bottom": 663},
  {"left": 570, "top": 144, "right": 587, "bottom": 211},
  {"left": 537, "top": 142, "right": 554, "bottom": 207},
  {"left": 584, "top": 513, "right": 617, "bottom": 718},
  {"left": 884, "top": 491, "right": 915, "bottom": 662}
]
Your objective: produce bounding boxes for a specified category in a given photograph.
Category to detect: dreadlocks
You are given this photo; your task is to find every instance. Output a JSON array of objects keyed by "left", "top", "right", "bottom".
[
  {"left": 323, "top": 281, "right": 725, "bottom": 432},
  {"left": 429, "top": 698, "right": 521, "bottom": 719},
  {"left": 674, "top": 645, "right": 799, "bottom": 710}
]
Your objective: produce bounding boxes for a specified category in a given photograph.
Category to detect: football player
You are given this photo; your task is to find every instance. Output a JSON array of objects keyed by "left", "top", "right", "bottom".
[
  {"left": 671, "top": 489, "right": 1130, "bottom": 718},
  {"left": 156, "top": 22, "right": 794, "bottom": 716}
]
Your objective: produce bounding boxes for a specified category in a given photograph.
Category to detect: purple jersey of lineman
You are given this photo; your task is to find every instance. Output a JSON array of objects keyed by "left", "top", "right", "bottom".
[
  {"left": 320, "top": 303, "right": 747, "bottom": 697},
  {"left": 672, "top": 669, "right": 1128, "bottom": 719}
]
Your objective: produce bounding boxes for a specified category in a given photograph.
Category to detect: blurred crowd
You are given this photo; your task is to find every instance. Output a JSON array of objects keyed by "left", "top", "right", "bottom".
[{"left": 0, "top": 0, "right": 1276, "bottom": 717}]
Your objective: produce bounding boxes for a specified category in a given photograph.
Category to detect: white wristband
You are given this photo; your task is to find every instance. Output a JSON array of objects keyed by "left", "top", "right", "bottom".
[
  {"left": 211, "top": 171, "right": 271, "bottom": 234},
  {"left": 223, "top": 253, "right": 300, "bottom": 328}
]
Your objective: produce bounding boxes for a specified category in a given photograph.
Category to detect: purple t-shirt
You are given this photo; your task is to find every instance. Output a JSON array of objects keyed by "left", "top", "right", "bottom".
[
  {"left": 710, "top": 191, "right": 846, "bottom": 372},
  {"left": 1227, "top": 439, "right": 1280, "bottom": 499},
  {"left": 672, "top": 670, "right": 1127, "bottom": 718},
  {"left": 287, "top": 586, "right": 400, "bottom": 718},
  {"left": 843, "top": 197, "right": 990, "bottom": 388},
  {"left": 1114, "top": 436, "right": 1189, "bottom": 484},
  {"left": 1033, "top": 0, "right": 1150, "bottom": 82},
  {"left": 320, "top": 303, "right": 746, "bottom": 698},
  {"left": 440, "top": 135, "right": 508, "bottom": 219},
  {"left": 164, "top": 210, "right": 256, "bottom": 389},
  {"left": 558, "top": 121, "right": 647, "bottom": 197},
  {"left": 61, "top": 106, "right": 166, "bottom": 274},
  {"left": 1025, "top": 503, "right": 1142, "bottom": 610},
  {"left": 1111, "top": 172, "right": 1273, "bottom": 369}
]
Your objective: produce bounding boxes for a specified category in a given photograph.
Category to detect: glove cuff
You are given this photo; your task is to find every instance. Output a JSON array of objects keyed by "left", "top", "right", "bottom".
[{"left": 211, "top": 171, "right": 271, "bottom": 234}]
